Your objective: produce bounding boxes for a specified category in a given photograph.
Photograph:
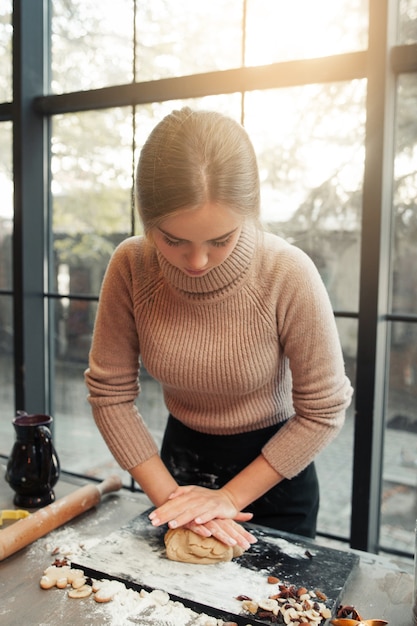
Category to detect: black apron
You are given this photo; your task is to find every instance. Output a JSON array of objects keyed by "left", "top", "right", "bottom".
[{"left": 160, "top": 414, "right": 319, "bottom": 538}]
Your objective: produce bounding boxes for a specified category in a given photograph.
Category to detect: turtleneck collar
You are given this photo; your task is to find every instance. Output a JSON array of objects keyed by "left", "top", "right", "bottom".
[{"left": 156, "top": 222, "right": 258, "bottom": 300}]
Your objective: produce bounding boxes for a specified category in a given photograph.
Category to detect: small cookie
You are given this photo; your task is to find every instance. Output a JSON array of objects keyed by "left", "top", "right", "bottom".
[
  {"left": 94, "top": 593, "right": 112, "bottom": 603},
  {"left": 93, "top": 579, "right": 126, "bottom": 603},
  {"left": 56, "top": 575, "right": 69, "bottom": 589},
  {"left": 68, "top": 584, "right": 93, "bottom": 599},
  {"left": 40, "top": 565, "right": 72, "bottom": 589},
  {"left": 40, "top": 565, "right": 87, "bottom": 590},
  {"left": 40, "top": 574, "right": 57, "bottom": 590}
]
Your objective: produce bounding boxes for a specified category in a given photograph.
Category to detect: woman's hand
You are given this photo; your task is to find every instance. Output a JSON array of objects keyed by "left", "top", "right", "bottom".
[
  {"left": 149, "top": 484, "right": 242, "bottom": 527},
  {"left": 148, "top": 484, "right": 256, "bottom": 548},
  {"left": 187, "top": 517, "right": 256, "bottom": 550}
]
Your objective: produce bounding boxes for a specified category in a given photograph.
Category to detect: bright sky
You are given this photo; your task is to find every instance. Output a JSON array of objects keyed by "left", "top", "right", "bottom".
[{"left": 245, "top": 0, "right": 367, "bottom": 65}]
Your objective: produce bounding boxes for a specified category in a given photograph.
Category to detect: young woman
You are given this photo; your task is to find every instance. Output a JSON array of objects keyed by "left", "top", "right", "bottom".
[{"left": 85, "top": 107, "right": 352, "bottom": 551}]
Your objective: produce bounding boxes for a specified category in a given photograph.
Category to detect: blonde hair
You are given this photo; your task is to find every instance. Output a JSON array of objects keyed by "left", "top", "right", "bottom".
[{"left": 136, "top": 108, "right": 260, "bottom": 235}]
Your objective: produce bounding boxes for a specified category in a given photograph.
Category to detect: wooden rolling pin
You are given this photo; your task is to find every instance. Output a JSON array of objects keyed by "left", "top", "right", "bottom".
[{"left": 0, "top": 474, "right": 123, "bottom": 561}]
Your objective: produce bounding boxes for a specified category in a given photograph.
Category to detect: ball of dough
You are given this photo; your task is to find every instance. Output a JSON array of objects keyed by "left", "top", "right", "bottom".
[{"left": 164, "top": 528, "right": 245, "bottom": 564}]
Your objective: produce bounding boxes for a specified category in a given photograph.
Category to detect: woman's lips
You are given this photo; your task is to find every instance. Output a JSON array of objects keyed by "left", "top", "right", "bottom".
[{"left": 184, "top": 268, "right": 209, "bottom": 276}]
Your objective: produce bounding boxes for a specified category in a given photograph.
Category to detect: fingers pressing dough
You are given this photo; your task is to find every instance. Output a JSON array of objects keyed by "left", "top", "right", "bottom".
[{"left": 164, "top": 527, "right": 246, "bottom": 564}]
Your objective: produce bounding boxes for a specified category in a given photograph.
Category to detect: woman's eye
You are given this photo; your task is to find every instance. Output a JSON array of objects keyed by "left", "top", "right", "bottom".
[
  {"left": 212, "top": 237, "right": 231, "bottom": 248},
  {"left": 163, "top": 236, "right": 182, "bottom": 247},
  {"left": 161, "top": 234, "right": 232, "bottom": 248}
]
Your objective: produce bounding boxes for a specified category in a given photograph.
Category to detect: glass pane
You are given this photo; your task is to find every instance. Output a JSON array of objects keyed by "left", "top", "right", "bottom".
[
  {"left": 0, "top": 122, "right": 13, "bottom": 291},
  {"left": 51, "top": 298, "right": 117, "bottom": 477},
  {"left": 245, "top": 0, "right": 368, "bottom": 65},
  {"left": 316, "top": 318, "right": 356, "bottom": 539},
  {"left": 0, "top": 0, "right": 12, "bottom": 102},
  {"left": 54, "top": 297, "right": 96, "bottom": 364},
  {"left": 51, "top": 108, "right": 134, "bottom": 294},
  {"left": 51, "top": 0, "right": 134, "bottom": 93},
  {"left": 392, "top": 75, "right": 417, "bottom": 315},
  {"left": 245, "top": 81, "right": 366, "bottom": 312},
  {"left": 382, "top": 321, "right": 417, "bottom": 554},
  {"left": 135, "top": 0, "right": 243, "bottom": 81},
  {"left": 52, "top": 296, "right": 121, "bottom": 480},
  {"left": 382, "top": 73, "right": 417, "bottom": 555},
  {"left": 398, "top": 0, "right": 417, "bottom": 44},
  {"left": 0, "top": 124, "right": 13, "bottom": 455},
  {"left": 52, "top": 297, "right": 168, "bottom": 482},
  {"left": 0, "top": 296, "right": 14, "bottom": 456}
]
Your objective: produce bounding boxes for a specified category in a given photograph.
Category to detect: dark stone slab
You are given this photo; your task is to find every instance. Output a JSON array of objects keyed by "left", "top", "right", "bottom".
[{"left": 73, "top": 511, "right": 359, "bottom": 625}]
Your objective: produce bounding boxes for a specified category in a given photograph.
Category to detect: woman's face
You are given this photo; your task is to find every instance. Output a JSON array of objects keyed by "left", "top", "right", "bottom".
[{"left": 152, "top": 202, "right": 243, "bottom": 277}]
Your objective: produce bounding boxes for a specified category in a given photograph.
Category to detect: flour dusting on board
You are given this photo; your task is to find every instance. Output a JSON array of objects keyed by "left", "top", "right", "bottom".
[
  {"left": 77, "top": 523, "right": 272, "bottom": 613},
  {"left": 262, "top": 534, "right": 314, "bottom": 559}
]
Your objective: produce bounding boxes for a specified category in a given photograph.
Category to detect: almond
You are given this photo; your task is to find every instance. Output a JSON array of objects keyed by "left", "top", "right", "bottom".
[{"left": 296, "top": 586, "right": 308, "bottom": 596}]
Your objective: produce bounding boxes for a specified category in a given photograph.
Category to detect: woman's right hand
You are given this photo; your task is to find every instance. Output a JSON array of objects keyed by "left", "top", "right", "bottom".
[{"left": 186, "top": 516, "right": 257, "bottom": 550}]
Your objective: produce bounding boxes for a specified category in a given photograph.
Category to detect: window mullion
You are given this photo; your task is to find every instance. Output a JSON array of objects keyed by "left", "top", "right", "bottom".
[
  {"left": 12, "top": 0, "right": 49, "bottom": 413},
  {"left": 351, "top": 0, "right": 398, "bottom": 553}
]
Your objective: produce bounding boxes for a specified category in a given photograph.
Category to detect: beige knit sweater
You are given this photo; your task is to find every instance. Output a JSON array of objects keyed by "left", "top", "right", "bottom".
[{"left": 85, "top": 224, "right": 352, "bottom": 479}]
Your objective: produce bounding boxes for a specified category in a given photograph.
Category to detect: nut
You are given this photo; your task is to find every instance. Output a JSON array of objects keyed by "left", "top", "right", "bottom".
[
  {"left": 315, "top": 589, "right": 327, "bottom": 601},
  {"left": 238, "top": 579, "right": 332, "bottom": 625},
  {"left": 267, "top": 575, "right": 280, "bottom": 584},
  {"left": 241, "top": 600, "right": 258, "bottom": 614},
  {"left": 258, "top": 598, "right": 279, "bottom": 615}
]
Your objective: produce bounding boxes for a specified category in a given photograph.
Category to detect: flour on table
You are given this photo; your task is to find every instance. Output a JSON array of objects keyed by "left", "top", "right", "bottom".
[
  {"left": 40, "top": 526, "right": 102, "bottom": 558},
  {"left": 87, "top": 585, "right": 232, "bottom": 626},
  {"left": 25, "top": 525, "right": 102, "bottom": 573}
]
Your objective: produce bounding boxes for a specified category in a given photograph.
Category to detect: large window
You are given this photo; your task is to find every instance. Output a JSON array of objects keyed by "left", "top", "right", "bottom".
[{"left": 2, "top": 0, "right": 417, "bottom": 558}]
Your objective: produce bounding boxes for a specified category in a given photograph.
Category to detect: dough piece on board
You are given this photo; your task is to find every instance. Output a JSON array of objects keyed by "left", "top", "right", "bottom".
[{"left": 164, "top": 528, "right": 245, "bottom": 564}]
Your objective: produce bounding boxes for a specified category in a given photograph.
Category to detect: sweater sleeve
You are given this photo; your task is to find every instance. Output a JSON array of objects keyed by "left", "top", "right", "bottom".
[
  {"left": 261, "top": 245, "right": 353, "bottom": 478},
  {"left": 84, "top": 240, "right": 158, "bottom": 470}
]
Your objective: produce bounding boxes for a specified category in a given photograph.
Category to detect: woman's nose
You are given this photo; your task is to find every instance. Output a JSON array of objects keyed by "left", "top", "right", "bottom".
[{"left": 186, "top": 246, "right": 208, "bottom": 269}]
